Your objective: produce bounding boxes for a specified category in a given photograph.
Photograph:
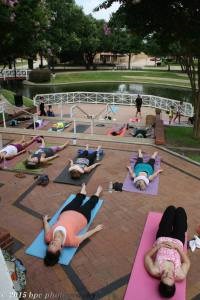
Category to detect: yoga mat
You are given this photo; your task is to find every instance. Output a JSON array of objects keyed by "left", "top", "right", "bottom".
[
  {"left": 25, "top": 194, "right": 103, "bottom": 265},
  {"left": 107, "top": 127, "right": 126, "bottom": 136},
  {"left": 124, "top": 212, "right": 187, "bottom": 300},
  {"left": 54, "top": 150, "right": 104, "bottom": 186},
  {"left": 108, "top": 105, "right": 119, "bottom": 114},
  {"left": 48, "top": 122, "right": 72, "bottom": 132},
  {"left": 13, "top": 160, "right": 43, "bottom": 174},
  {"left": 122, "top": 154, "right": 161, "bottom": 195},
  {"left": 70, "top": 124, "right": 90, "bottom": 133}
]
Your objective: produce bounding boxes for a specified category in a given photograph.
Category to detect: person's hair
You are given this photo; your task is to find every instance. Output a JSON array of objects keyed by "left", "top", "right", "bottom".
[
  {"left": 44, "top": 250, "right": 60, "bottom": 266},
  {"left": 159, "top": 281, "right": 176, "bottom": 298},
  {"left": 25, "top": 159, "right": 40, "bottom": 169},
  {"left": 69, "top": 169, "right": 82, "bottom": 179},
  {"left": 135, "top": 179, "right": 146, "bottom": 190}
]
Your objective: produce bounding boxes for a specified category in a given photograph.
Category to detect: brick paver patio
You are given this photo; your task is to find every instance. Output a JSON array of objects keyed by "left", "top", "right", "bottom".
[{"left": 0, "top": 127, "right": 199, "bottom": 299}]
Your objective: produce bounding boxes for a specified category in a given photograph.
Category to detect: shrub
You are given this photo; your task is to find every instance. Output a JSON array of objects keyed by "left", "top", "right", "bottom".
[{"left": 29, "top": 68, "right": 51, "bottom": 83}]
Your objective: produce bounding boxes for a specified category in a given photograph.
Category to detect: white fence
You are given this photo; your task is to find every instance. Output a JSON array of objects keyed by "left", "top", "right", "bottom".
[
  {"left": 0, "top": 69, "right": 30, "bottom": 80},
  {"left": 34, "top": 92, "right": 194, "bottom": 117}
]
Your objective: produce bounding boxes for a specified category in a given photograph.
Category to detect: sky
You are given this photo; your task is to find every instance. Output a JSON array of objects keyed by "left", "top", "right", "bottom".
[{"left": 75, "top": 0, "right": 120, "bottom": 21}]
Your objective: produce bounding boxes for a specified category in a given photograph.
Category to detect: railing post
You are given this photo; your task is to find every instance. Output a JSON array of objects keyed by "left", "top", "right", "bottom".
[
  {"left": 73, "top": 119, "right": 76, "bottom": 135},
  {"left": 60, "top": 96, "right": 63, "bottom": 119},
  {"left": 2, "top": 111, "right": 6, "bottom": 128},
  {"left": 91, "top": 118, "right": 94, "bottom": 135}
]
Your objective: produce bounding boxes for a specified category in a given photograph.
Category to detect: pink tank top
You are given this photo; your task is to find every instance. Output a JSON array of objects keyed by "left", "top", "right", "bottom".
[{"left": 155, "top": 237, "right": 183, "bottom": 276}]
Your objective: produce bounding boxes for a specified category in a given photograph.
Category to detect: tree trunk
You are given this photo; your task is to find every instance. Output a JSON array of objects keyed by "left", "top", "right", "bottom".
[
  {"left": 13, "top": 59, "right": 16, "bottom": 78},
  {"left": 128, "top": 53, "right": 131, "bottom": 70},
  {"left": 193, "top": 91, "right": 200, "bottom": 138},
  {"left": 28, "top": 58, "right": 33, "bottom": 69},
  {"left": 167, "top": 63, "right": 171, "bottom": 71}
]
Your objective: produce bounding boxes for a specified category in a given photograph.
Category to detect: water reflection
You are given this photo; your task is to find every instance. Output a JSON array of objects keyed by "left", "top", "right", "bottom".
[{"left": 1, "top": 80, "right": 192, "bottom": 103}]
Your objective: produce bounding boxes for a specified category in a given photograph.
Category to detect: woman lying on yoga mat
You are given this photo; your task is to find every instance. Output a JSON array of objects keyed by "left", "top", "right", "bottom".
[
  {"left": 144, "top": 206, "right": 190, "bottom": 298},
  {"left": 0, "top": 136, "right": 36, "bottom": 162},
  {"left": 43, "top": 183, "right": 103, "bottom": 266},
  {"left": 25, "top": 137, "right": 69, "bottom": 169},
  {"left": 68, "top": 144, "right": 101, "bottom": 179},
  {"left": 127, "top": 149, "right": 163, "bottom": 191}
]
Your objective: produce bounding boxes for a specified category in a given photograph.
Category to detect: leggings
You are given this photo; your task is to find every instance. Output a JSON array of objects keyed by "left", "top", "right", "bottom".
[
  {"left": 60, "top": 193, "right": 99, "bottom": 223},
  {"left": 78, "top": 150, "right": 97, "bottom": 166},
  {"left": 156, "top": 206, "right": 187, "bottom": 244}
]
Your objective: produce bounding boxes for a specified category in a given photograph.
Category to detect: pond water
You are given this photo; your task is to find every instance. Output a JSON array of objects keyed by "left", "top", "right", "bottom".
[{"left": 1, "top": 81, "right": 192, "bottom": 102}]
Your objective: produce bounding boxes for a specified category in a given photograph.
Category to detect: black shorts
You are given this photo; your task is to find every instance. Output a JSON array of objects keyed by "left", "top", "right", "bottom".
[{"left": 136, "top": 106, "right": 141, "bottom": 112}]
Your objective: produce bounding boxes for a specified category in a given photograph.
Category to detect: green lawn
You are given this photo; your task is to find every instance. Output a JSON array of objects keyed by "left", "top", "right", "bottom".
[
  {"left": 51, "top": 70, "right": 190, "bottom": 88},
  {"left": 187, "top": 154, "right": 200, "bottom": 163},
  {"left": 165, "top": 126, "right": 200, "bottom": 148},
  {"left": 1, "top": 89, "right": 34, "bottom": 108}
]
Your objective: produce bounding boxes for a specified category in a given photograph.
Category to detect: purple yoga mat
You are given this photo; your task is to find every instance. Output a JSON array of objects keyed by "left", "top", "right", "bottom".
[{"left": 122, "top": 154, "right": 161, "bottom": 195}]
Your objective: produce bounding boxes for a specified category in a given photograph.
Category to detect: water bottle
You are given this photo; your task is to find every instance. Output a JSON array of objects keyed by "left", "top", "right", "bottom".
[
  {"left": 72, "top": 137, "right": 77, "bottom": 145},
  {"left": 96, "top": 151, "right": 100, "bottom": 161},
  {"left": 108, "top": 181, "right": 113, "bottom": 193}
]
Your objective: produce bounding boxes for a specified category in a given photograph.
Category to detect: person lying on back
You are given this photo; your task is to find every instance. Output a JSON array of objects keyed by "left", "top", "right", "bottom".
[
  {"left": 68, "top": 144, "right": 101, "bottom": 179},
  {"left": 127, "top": 149, "right": 163, "bottom": 191}
]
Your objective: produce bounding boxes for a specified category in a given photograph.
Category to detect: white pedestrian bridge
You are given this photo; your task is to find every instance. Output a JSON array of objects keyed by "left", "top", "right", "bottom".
[
  {"left": 34, "top": 92, "right": 194, "bottom": 117},
  {"left": 0, "top": 69, "right": 30, "bottom": 80}
]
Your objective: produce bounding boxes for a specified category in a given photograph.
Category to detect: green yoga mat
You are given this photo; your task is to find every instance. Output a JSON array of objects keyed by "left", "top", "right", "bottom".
[{"left": 13, "top": 161, "right": 43, "bottom": 174}]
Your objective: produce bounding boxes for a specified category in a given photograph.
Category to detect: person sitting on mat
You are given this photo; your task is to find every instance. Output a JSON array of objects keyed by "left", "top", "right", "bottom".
[
  {"left": 43, "top": 183, "right": 103, "bottom": 266},
  {"left": 0, "top": 135, "right": 37, "bottom": 162},
  {"left": 127, "top": 149, "right": 163, "bottom": 191},
  {"left": 144, "top": 206, "right": 190, "bottom": 298},
  {"left": 68, "top": 144, "right": 101, "bottom": 179},
  {"left": 25, "top": 137, "right": 69, "bottom": 169},
  {"left": 26, "top": 119, "right": 44, "bottom": 129}
]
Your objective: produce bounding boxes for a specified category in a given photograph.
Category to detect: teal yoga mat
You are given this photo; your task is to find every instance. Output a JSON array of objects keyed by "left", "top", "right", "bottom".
[{"left": 25, "top": 194, "right": 103, "bottom": 265}]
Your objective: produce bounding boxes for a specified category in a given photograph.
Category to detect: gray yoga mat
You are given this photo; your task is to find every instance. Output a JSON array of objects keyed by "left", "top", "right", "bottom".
[
  {"left": 70, "top": 124, "right": 90, "bottom": 133},
  {"left": 54, "top": 153, "right": 104, "bottom": 186}
]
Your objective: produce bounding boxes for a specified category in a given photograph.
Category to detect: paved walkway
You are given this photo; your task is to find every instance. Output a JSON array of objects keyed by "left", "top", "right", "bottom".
[{"left": 0, "top": 132, "right": 200, "bottom": 300}]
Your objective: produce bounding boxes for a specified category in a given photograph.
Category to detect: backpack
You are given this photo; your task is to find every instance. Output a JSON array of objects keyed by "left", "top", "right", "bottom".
[{"left": 35, "top": 174, "right": 49, "bottom": 186}]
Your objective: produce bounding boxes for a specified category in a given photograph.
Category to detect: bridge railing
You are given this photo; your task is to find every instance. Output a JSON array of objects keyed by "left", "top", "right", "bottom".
[
  {"left": 34, "top": 92, "right": 194, "bottom": 117},
  {"left": 0, "top": 69, "right": 31, "bottom": 80}
]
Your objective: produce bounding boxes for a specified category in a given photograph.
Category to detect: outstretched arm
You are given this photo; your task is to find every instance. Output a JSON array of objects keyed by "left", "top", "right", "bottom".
[
  {"left": 149, "top": 169, "right": 163, "bottom": 182},
  {"left": 84, "top": 163, "right": 101, "bottom": 173},
  {"left": 127, "top": 165, "right": 135, "bottom": 179},
  {"left": 42, "top": 215, "right": 51, "bottom": 235},
  {"left": 78, "top": 224, "right": 103, "bottom": 244},
  {"left": 41, "top": 154, "right": 59, "bottom": 163},
  {"left": 68, "top": 159, "right": 74, "bottom": 167}
]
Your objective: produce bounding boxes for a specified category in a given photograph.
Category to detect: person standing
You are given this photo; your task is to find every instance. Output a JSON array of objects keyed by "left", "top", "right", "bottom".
[
  {"left": 39, "top": 97, "right": 46, "bottom": 116},
  {"left": 135, "top": 94, "right": 143, "bottom": 118},
  {"left": 173, "top": 101, "right": 183, "bottom": 124}
]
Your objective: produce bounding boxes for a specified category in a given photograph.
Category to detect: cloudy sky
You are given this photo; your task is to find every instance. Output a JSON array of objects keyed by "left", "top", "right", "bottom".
[{"left": 75, "top": 0, "right": 120, "bottom": 21}]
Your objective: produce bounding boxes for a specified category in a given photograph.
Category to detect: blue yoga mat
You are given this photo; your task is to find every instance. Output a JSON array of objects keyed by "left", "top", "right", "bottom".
[{"left": 25, "top": 194, "right": 103, "bottom": 265}]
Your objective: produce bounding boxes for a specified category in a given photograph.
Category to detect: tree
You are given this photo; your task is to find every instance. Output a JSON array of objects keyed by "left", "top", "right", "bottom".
[
  {"left": 97, "top": 0, "right": 200, "bottom": 138},
  {"left": 0, "top": 0, "right": 50, "bottom": 69}
]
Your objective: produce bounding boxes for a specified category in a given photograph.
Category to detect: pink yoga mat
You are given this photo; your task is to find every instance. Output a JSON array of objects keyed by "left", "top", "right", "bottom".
[
  {"left": 107, "top": 127, "right": 126, "bottom": 136},
  {"left": 122, "top": 154, "right": 160, "bottom": 195},
  {"left": 124, "top": 212, "right": 186, "bottom": 300}
]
